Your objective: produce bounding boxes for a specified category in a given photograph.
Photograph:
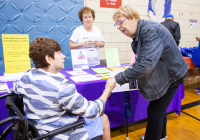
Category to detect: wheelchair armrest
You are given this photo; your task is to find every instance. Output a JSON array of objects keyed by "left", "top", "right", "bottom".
[
  {"left": 0, "top": 116, "right": 25, "bottom": 128},
  {"left": 0, "top": 93, "right": 14, "bottom": 99},
  {"left": 33, "top": 119, "right": 86, "bottom": 140}
]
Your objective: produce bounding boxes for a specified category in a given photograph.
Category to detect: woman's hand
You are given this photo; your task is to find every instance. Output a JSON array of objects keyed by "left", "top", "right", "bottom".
[
  {"left": 81, "top": 40, "right": 93, "bottom": 47},
  {"left": 93, "top": 41, "right": 101, "bottom": 47},
  {"left": 128, "top": 65, "right": 132, "bottom": 69},
  {"left": 105, "top": 77, "right": 116, "bottom": 92},
  {"left": 100, "top": 77, "right": 116, "bottom": 103}
]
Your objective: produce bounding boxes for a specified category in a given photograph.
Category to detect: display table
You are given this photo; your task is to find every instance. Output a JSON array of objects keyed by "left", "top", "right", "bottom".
[
  {"left": 60, "top": 66, "right": 185, "bottom": 128},
  {"left": 0, "top": 66, "right": 185, "bottom": 134}
]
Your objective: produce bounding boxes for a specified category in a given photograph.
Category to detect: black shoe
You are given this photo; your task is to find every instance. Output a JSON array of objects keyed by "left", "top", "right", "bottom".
[
  {"left": 194, "top": 86, "right": 200, "bottom": 91},
  {"left": 196, "top": 90, "right": 200, "bottom": 95}
]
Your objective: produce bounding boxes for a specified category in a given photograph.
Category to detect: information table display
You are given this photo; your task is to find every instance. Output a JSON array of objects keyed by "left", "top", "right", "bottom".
[{"left": 0, "top": 65, "right": 184, "bottom": 132}]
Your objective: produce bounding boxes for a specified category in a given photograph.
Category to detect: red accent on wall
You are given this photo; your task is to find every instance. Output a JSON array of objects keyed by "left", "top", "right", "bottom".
[{"left": 100, "top": 0, "right": 122, "bottom": 9}]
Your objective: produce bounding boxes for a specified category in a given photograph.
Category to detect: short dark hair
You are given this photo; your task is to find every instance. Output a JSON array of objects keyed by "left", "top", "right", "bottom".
[
  {"left": 78, "top": 6, "right": 95, "bottom": 22},
  {"left": 29, "top": 37, "right": 61, "bottom": 69}
]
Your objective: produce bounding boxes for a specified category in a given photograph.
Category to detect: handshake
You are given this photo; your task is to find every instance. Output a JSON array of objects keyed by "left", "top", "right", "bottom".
[{"left": 104, "top": 77, "right": 117, "bottom": 95}]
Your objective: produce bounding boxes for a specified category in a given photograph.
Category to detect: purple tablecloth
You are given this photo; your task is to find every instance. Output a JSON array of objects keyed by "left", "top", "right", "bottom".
[
  {"left": 0, "top": 66, "right": 185, "bottom": 136},
  {"left": 0, "top": 79, "right": 13, "bottom": 140}
]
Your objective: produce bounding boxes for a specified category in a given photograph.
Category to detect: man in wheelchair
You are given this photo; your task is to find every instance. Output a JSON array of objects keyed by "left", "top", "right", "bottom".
[{"left": 9, "top": 37, "right": 116, "bottom": 140}]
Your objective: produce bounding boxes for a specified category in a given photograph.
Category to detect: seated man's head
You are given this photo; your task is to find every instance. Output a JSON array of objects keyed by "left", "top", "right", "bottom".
[
  {"left": 165, "top": 14, "right": 174, "bottom": 21},
  {"left": 29, "top": 37, "right": 66, "bottom": 73}
]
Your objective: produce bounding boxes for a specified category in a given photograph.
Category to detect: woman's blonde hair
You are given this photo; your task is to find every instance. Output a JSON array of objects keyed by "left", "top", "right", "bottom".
[{"left": 113, "top": 6, "right": 140, "bottom": 21}]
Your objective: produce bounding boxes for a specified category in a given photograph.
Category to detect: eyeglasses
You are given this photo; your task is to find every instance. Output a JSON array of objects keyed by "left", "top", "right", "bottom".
[{"left": 114, "top": 18, "right": 127, "bottom": 27}]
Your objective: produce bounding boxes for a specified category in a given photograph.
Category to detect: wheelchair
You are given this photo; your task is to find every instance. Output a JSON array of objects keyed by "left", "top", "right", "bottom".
[{"left": 0, "top": 93, "right": 101, "bottom": 140}]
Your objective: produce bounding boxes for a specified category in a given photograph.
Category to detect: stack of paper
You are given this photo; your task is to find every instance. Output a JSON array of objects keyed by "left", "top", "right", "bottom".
[
  {"left": 0, "top": 72, "right": 24, "bottom": 82},
  {"left": 0, "top": 83, "right": 9, "bottom": 93},
  {"left": 95, "top": 73, "right": 110, "bottom": 79},
  {"left": 108, "top": 67, "right": 126, "bottom": 71},
  {"left": 70, "top": 74, "right": 100, "bottom": 83},
  {"left": 67, "top": 70, "right": 88, "bottom": 76},
  {"left": 91, "top": 68, "right": 111, "bottom": 74}
]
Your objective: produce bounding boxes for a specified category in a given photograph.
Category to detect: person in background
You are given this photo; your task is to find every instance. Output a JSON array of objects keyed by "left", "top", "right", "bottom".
[
  {"left": 11, "top": 37, "right": 115, "bottom": 140},
  {"left": 196, "top": 37, "right": 200, "bottom": 49},
  {"left": 111, "top": 6, "right": 188, "bottom": 140},
  {"left": 161, "top": 14, "right": 181, "bottom": 46},
  {"left": 196, "top": 37, "right": 200, "bottom": 41},
  {"left": 69, "top": 6, "right": 105, "bottom": 67},
  {"left": 193, "top": 37, "right": 200, "bottom": 93}
]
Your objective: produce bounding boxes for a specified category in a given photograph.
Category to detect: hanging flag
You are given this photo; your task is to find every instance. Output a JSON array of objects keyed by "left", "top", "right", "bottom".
[{"left": 148, "top": 0, "right": 172, "bottom": 23}]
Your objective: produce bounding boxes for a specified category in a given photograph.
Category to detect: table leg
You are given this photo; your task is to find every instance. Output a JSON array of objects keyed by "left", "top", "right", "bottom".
[{"left": 124, "top": 91, "right": 132, "bottom": 140}]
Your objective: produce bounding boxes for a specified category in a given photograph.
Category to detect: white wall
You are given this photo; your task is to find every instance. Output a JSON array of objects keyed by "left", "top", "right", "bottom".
[{"left": 84, "top": 0, "right": 200, "bottom": 63}]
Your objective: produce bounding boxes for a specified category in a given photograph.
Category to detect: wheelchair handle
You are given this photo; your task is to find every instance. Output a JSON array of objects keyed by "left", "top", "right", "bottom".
[{"left": 0, "top": 93, "right": 14, "bottom": 99}]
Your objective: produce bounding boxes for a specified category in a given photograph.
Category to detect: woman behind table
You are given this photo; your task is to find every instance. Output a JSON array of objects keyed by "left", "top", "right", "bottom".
[
  {"left": 69, "top": 6, "right": 105, "bottom": 67},
  {"left": 11, "top": 37, "right": 115, "bottom": 140},
  {"left": 111, "top": 6, "right": 188, "bottom": 140}
]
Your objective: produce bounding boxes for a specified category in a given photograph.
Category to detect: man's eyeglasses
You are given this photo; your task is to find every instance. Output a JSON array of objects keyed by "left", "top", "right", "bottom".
[{"left": 114, "top": 18, "right": 127, "bottom": 27}]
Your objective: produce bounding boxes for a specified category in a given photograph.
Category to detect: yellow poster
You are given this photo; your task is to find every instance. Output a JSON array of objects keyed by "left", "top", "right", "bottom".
[{"left": 2, "top": 34, "right": 31, "bottom": 73}]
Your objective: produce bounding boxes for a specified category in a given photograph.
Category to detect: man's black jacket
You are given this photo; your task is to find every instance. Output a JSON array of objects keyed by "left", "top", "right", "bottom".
[{"left": 161, "top": 19, "right": 181, "bottom": 46}]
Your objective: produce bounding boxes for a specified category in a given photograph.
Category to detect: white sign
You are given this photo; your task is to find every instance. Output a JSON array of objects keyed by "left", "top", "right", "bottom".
[
  {"left": 67, "top": 70, "right": 88, "bottom": 76},
  {"left": 70, "top": 74, "right": 100, "bottom": 83},
  {"left": 0, "top": 83, "right": 9, "bottom": 93},
  {"left": 189, "top": 19, "right": 197, "bottom": 28},
  {"left": 110, "top": 70, "right": 138, "bottom": 93},
  {"left": 71, "top": 49, "right": 89, "bottom": 71}
]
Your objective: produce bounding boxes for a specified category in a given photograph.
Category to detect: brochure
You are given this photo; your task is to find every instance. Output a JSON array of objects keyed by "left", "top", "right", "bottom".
[
  {"left": 95, "top": 73, "right": 110, "bottom": 79},
  {"left": 71, "top": 49, "right": 89, "bottom": 71},
  {"left": 0, "top": 83, "right": 9, "bottom": 93},
  {"left": 91, "top": 67, "right": 111, "bottom": 74},
  {"left": 70, "top": 74, "right": 100, "bottom": 83},
  {"left": 67, "top": 70, "right": 88, "bottom": 76}
]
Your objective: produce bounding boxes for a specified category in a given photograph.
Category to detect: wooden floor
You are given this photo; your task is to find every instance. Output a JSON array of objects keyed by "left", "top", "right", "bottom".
[{"left": 111, "top": 83, "right": 200, "bottom": 140}]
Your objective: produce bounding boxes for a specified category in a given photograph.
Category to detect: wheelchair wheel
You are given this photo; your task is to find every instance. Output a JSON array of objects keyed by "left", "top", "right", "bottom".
[{"left": 0, "top": 123, "right": 15, "bottom": 140}]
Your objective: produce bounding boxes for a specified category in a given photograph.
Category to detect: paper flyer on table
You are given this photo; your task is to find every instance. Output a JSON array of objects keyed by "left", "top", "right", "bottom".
[
  {"left": 110, "top": 70, "right": 138, "bottom": 93},
  {"left": 67, "top": 70, "right": 88, "bottom": 76},
  {"left": 71, "top": 49, "right": 89, "bottom": 71},
  {"left": 70, "top": 74, "right": 100, "bottom": 83},
  {"left": 1, "top": 72, "right": 24, "bottom": 82},
  {"left": 91, "top": 67, "right": 111, "bottom": 74},
  {"left": 0, "top": 83, "right": 9, "bottom": 93}
]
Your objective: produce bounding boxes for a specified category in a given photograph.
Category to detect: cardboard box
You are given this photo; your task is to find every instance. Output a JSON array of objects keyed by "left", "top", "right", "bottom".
[
  {"left": 192, "top": 76, "right": 199, "bottom": 84},
  {"left": 184, "top": 76, "right": 191, "bottom": 86}
]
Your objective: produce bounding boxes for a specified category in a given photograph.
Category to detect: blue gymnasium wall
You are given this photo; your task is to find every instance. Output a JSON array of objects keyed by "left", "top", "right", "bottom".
[{"left": 0, "top": 0, "right": 83, "bottom": 74}]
